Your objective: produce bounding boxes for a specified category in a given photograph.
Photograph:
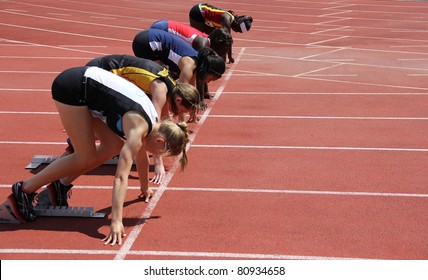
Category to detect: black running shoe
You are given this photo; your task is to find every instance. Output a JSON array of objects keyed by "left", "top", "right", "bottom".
[
  {"left": 11, "top": 181, "right": 37, "bottom": 222},
  {"left": 47, "top": 180, "right": 73, "bottom": 207}
]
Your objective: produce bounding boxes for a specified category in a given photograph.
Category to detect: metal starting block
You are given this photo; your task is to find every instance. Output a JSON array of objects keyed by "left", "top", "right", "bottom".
[
  {"left": 0, "top": 195, "right": 106, "bottom": 224},
  {"left": 33, "top": 206, "right": 106, "bottom": 218},
  {"left": 25, "top": 155, "right": 132, "bottom": 169}
]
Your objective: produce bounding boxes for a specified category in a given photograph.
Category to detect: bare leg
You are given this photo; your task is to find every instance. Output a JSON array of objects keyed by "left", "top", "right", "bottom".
[
  {"left": 60, "top": 118, "right": 124, "bottom": 185},
  {"left": 22, "top": 102, "right": 97, "bottom": 193}
]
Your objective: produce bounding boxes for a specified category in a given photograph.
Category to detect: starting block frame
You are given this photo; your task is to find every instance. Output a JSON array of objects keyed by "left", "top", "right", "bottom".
[
  {"left": 0, "top": 195, "right": 106, "bottom": 224},
  {"left": 26, "top": 155, "right": 128, "bottom": 169},
  {"left": 33, "top": 206, "right": 106, "bottom": 218}
]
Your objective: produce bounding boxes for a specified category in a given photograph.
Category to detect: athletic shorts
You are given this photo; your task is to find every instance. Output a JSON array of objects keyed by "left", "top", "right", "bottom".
[
  {"left": 150, "top": 20, "right": 168, "bottom": 31},
  {"left": 132, "top": 30, "right": 159, "bottom": 61},
  {"left": 51, "top": 66, "right": 87, "bottom": 106},
  {"left": 85, "top": 57, "right": 103, "bottom": 67}
]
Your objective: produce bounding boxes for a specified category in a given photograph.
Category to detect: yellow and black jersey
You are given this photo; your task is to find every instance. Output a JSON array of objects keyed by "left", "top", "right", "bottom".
[
  {"left": 198, "top": 3, "right": 234, "bottom": 28},
  {"left": 86, "top": 54, "right": 176, "bottom": 96}
]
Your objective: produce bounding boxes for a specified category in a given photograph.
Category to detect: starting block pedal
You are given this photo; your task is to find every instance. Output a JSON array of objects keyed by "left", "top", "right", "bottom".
[
  {"left": 0, "top": 195, "right": 26, "bottom": 224},
  {"left": 25, "top": 155, "right": 60, "bottom": 169},
  {"left": 0, "top": 195, "right": 106, "bottom": 224},
  {"left": 26, "top": 155, "right": 132, "bottom": 169}
]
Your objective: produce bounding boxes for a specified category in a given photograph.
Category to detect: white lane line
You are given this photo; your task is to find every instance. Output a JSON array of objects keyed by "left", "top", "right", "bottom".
[
  {"left": 293, "top": 64, "right": 344, "bottom": 77},
  {"left": 0, "top": 56, "right": 92, "bottom": 59},
  {"left": 0, "top": 248, "right": 368, "bottom": 260},
  {"left": 1, "top": 141, "right": 428, "bottom": 152},
  {"left": 208, "top": 115, "right": 428, "bottom": 121},
  {"left": 0, "top": 88, "right": 49, "bottom": 92},
  {"left": 221, "top": 92, "right": 428, "bottom": 95},
  {"left": 6, "top": 112, "right": 425, "bottom": 120},
  {"left": 166, "top": 187, "right": 428, "bottom": 198},
  {"left": 0, "top": 111, "right": 58, "bottom": 115},
  {"left": 0, "top": 71, "right": 59, "bottom": 74},
  {"left": 306, "top": 36, "right": 349, "bottom": 45},
  {"left": 191, "top": 144, "right": 428, "bottom": 152},
  {"left": 407, "top": 74, "right": 428, "bottom": 77},
  {"left": 0, "top": 141, "right": 65, "bottom": 145},
  {"left": 1, "top": 185, "right": 426, "bottom": 198}
]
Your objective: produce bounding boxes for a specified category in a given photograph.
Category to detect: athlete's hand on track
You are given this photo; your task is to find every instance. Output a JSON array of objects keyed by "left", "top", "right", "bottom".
[
  {"left": 102, "top": 220, "right": 126, "bottom": 246},
  {"left": 200, "top": 100, "right": 207, "bottom": 111},
  {"left": 149, "top": 170, "right": 166, "bottom": 185},
  {"left": 151, "top": 158, "right": 166, "bottom": 184},
  {"left": 138, "top": 188, "right": 153, "bottom": 203}
]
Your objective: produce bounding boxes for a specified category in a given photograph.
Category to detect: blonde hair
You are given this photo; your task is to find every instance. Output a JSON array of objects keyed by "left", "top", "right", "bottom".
[{"left": 158, "top": 120, "right": 190, "bottom": 171}]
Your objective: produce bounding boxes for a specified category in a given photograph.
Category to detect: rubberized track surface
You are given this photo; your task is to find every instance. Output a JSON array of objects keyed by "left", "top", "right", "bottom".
[{"left": 0, "top": 0, "right": 427, "bottom": 260}]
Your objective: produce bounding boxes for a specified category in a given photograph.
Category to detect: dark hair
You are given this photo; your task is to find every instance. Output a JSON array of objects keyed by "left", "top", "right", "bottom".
[
  {"left": 208, "top": 28, "right": 233, "bottom": 59},
  {"left": 196, "top": 47, "right": 226, "bottom": 81},
  {"left": 231, "top": 15, "right": 253, "bottom": 33}
]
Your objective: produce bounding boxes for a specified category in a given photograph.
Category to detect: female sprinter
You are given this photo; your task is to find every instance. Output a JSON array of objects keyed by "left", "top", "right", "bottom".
[
  {"left": 189, "top": 3, "right": 253, "bottom": 63},
  {"left": 150, "top": 19, "right": 232, "bottom": 62},
  {"left": 9, "top": 66, "right": 190, "bottom": 246},
  {"left": 132, "top": 29, "right": 226, "bottom": 109}
]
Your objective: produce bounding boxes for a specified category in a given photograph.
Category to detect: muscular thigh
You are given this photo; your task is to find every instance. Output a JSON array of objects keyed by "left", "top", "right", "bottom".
[
  {"left": 92, "top": 117, "right": 123, "bottom": 155},
  {"left": 54, "top": 101, "right": 97, "bottom": 160}
]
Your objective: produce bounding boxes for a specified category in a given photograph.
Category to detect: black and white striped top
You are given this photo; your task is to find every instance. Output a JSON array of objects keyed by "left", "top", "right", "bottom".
[{"left": 84, "top": 67, "right": 158, "bottom": 139}]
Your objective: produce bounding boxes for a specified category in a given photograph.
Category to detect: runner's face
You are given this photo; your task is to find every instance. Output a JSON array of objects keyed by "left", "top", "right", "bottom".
[
  {"left": 176, "top": 102, "right": 192, "bottom": 115},
  {"left": 145, "top": 137, "right": 167, "bottom": 156}
]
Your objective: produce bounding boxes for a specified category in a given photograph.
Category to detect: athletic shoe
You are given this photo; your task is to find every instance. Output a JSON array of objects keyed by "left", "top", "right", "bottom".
[
  {"left": 47, "top": 180, "right": 73, "bottom": 207},
  {"left": 11, "top": 181, "right": 37, "bottom": 222}
]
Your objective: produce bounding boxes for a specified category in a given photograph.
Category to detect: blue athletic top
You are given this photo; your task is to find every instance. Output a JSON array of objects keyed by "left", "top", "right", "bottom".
[{"left": 146, "top": 29, "right": 198, "bottom": 79}]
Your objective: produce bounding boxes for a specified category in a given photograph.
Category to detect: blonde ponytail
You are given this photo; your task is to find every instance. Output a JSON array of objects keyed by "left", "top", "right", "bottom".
[{"left": 158, "top": 120, "right": 190, "bottom": 171}]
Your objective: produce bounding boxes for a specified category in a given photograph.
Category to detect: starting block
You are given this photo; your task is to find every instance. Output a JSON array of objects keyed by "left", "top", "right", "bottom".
[
  {"left": 0, "top": 194, "right": 106, "bottom": 224},
  {"left": 33, "top": 206, "right": 105, "bottom": 218},
  {"left": 25, "top": 155, "right": 134, "bottom": 169},
  {"left": 0, "top": 195, "right": 26, "bottom": 224}
]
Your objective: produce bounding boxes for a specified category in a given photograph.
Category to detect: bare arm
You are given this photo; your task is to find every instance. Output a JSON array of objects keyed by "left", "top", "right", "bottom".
[
  {"left": 148, "top": 80, "right": 167, "bottom": 184},
  {"left": 228, "top": 43, "right": 234, "bottom": 63},
  {"left": 177, "top": 56, "right": 196, "bottom": 86},
  {"left": 103, "top": 112, "right": 148, "bottom": 246},
  {"left": 150, "top": 80, "right": 168, "bottom": 119},
  {"left": 135, "top": 148, "right": 155, "bottom": 201},
  {"left": 220, "top": 13, "right": 233, "bottom": 33},
  {"left": 220, "top": 13, "right": 234, "bottom": 63}
]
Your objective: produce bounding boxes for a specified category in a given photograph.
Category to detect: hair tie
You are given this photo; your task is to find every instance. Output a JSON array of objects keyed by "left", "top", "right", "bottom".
[{"left": 240, "top": 22, "right": 248, "bottom": 33}]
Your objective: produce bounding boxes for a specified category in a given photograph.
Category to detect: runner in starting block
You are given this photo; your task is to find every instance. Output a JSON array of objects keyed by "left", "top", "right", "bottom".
[{"left": 3, "top": 67, "right": 190, "bottom": 246}]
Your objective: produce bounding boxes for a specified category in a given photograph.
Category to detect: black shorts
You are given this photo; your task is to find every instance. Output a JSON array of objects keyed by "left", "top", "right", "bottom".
[
  {"left": 85, "top": 56, "right": 103, "bottom": 67},
  {"left": 51, "top": 66, "right": 87, "bottom": 106},
  {"left": 132, "top": 30, "right": 159, "bottom": 61}
]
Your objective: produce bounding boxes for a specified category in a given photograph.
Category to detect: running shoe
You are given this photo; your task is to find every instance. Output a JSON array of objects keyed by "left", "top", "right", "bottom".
[
  {"left": 47, "top": 180, "right": 73, "bottom": 207},
  {"left": 11, "top": 181, "right": 37, "bottom": 222}
]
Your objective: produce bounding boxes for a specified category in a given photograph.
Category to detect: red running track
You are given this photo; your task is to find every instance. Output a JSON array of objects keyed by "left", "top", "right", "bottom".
[{"left": 0, "top": 0, "right": 427, "bottom": 260}]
